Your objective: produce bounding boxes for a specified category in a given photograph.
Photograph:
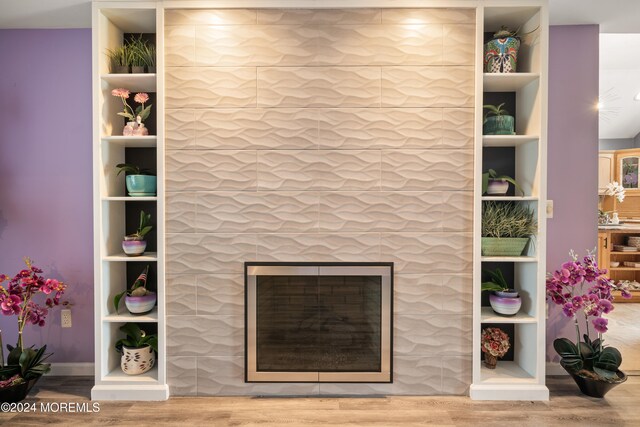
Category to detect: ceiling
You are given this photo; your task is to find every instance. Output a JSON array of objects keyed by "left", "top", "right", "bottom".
[{"left": 1, "top": 0, "right": 638, "bottom": 139}]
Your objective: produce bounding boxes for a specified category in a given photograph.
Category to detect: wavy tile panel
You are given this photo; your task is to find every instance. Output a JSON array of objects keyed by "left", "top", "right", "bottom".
[
  {"left": 167, "top": 357, "right": 197, "bottom": 396},
  {"left": 315, "top": 24, "right": 442, "bottom": 66},
  {"left": 165, "top": 67, "right": 256, "bottom": 108},
  {"left": 442, "top": 356, "right": 472, "bottom": 395},
  {"left": 165, "top": 26, "right": 195, "bottom": 67},
  {"left": 442, "top": 108, "right": 474, "bottom": 149},
  {"left": 380, "top": 232, "right": 472, "bottom": 274},
  {"left": 319, "top": 357, "right": 442, "bottom": 395},
  {"left": 381, "top": 8, "right": 475, "bottom": 24},
  {"left": 197, "top": 274, "right": 244, "bottom": 316},
  {"left": 166, "top": 192, "right": 196, "bottom": 233},
  {"left": 257, "top": 9, "right": 381, "bottom": 25},
  {"left": 441, "top": 192, "right": 473, "bottom": 232},
  {"left": 196, "top": 25, "right": 316, "bottom": 66},
  {"left": 166, "top": 233, "right": 256, "bottom": 275},
  {"left": 394, "top": 274, "right": 444, "bottom": 315},
  {"left": 257, "top": 67, "right": 380, "bottom": 108},
  {"left": 257, "top": 150, "right": 380, "bottom": 191},
  {"left": 196, "top": 192, "right": 318, "bottom": 233},
  {"left": 195, "top": 109, "right": 318, "bottom": 150},
  {"left": 443, "top": 24, "right": 475, "bottom": 66},
  {"left": 441, "top": 275, "right": 473, "bottom": 315},
  {"left": 256, "top": 234, "right": 380, "bottom": 263},
  {"left": 166, "top": 150, "right": 257, "bottom": 191},
  {"left": 381, "top": 149, "right": 473, "bottom": 191},
  {"left": 381, "top": 66, "right": 474, "bottom": 107},
  {"left": 166, "top": 275, "right": 197, "bottom": 316},
  {"left": 165, "top": 9, "right": 257, "bottom": 26},
  {"left": 196, "top": 357, "right": 320, "bottom": 396},
  {"left": 166, "top": 109, "right": 195, "bottom": 150},
  {"left": 394, "top": 314, "right": 472, "bottom": 356},
  {"left": 318, "top": 192, "right": 442, "bottom": 232},
  {"left": 167, "top": 315, "right": 243, "bottom": 357},
  {"left": 317, "top": 108, "right": 442, "bottom": 149}
]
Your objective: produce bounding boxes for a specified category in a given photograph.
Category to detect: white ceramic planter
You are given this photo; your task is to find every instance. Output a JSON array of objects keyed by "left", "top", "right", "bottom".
[{"left": 121, "top": 345, "right": 155, "bottom": 375}]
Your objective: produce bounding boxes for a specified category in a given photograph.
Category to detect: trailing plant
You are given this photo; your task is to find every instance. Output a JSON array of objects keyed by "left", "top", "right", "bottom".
[
  {"left": 116, "top": 163, "right": 154, "bottom": 176},
  {"left": 547, "top": 251, "right": 632, "bottom": 381},
  {"left": 481, "top": 201, "right": 537, "bottom": 238},
  {"left": 482, "top": 169, "right": 524, "bottom": 196},
  {"left": 115, "top": 323, "right": 158, "bottom": 353},
  {"left": 113, "top": 265, "right": 152, "bottom": 313},
  {"left": 482, "top": 267, "right": 510, "bottom": 292}
]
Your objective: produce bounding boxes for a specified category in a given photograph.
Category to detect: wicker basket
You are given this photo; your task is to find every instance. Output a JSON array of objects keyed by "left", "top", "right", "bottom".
[{"left": 481, "top": 237, "right": 529, "bottom": 256}]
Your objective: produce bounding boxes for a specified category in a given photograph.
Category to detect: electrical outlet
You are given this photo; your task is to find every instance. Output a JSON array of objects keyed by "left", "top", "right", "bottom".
[
  {"left": 61, "top": 309, "right": 72, "bottom": 328},
  {"left": 546, "top": 200, "right": 554, "bottom": 218}
]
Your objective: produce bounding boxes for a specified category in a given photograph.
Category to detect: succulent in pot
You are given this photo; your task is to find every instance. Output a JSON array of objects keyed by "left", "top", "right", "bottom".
[
  {"left": 482, "top": 267, "right": 521, "bottom": 316},
  {"left": 482, "top": 169, "right": 524, "bottom": 196},
  {"left": 115, "top": 323, "right": 157, "bottom": 375},
  {"left": 481, "top": 201, "right": 537, "bottom": 256},
  {"left": 114, "top": 265, "right": 155, "bottom": 315},
  {"left": 116, "top": 163, "right": 157, "bottom": 197},
  {"left": 483, "top": 103, "right": 515, "bottom": 135},
  {"left": 122, "top": 210, "right": 153, "bottom": 256}
]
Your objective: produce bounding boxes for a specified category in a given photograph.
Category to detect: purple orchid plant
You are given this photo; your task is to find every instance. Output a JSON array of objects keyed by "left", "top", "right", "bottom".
[{"left": 547, "top": 250, "right": 631, "bottom": 380}]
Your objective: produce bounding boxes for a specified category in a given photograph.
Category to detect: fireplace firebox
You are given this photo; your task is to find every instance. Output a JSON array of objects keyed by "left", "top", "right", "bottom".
[{"left": 245, "top": 263, "right": 393, "bottom": 383}]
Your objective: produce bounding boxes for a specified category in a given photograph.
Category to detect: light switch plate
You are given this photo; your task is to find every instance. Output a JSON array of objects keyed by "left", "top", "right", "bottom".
[{"left": 546, "top": 200, "right": 554, "bottom": 218}]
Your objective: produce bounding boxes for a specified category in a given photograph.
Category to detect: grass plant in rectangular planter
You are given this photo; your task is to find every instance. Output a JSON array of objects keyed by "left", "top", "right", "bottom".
[{"left": 482, "top": 201, "right": 537, "bottom": 256}]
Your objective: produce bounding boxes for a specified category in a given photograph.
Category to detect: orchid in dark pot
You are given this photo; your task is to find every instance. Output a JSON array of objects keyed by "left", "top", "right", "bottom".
[{"left": 547, "top": 250, "right": 631, "bottom": 397}]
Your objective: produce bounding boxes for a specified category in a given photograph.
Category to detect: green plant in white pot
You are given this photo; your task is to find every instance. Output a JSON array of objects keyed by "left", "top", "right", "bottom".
[
  {"left": 115, "top": 323, "right": 157, "bottom": 376},
  {"left": 482, "top": 201, "right": 537, "bottom": 256},
  {"left": 116, "top": 163, "right": 156, "bottom": 197},
  {"left": 482, "top": 169, "right": 524, "bottom": 196},
  {"left": 483, "top": 103, "right": 515, "bottom": 135},
  {"left": 122, "top": 210, "right": 153, "bottom": 257}
]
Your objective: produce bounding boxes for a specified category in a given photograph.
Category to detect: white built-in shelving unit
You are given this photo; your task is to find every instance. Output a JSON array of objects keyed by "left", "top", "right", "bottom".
[
  {"left": 92, "top": 1, "right": 168, "bottom": 400},
  {"left": 471, "top": 2, "right": 549, "bottom": 401}
]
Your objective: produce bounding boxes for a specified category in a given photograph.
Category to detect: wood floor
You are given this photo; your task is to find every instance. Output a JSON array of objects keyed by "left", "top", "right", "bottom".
[{"left": 2, "top": 376, "right": 640, "bottom": 426}]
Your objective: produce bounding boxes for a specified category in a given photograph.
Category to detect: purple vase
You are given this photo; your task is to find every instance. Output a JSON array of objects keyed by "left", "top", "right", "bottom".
[{"left": 489, "top": 292, "right": 521, "bottom": 316}]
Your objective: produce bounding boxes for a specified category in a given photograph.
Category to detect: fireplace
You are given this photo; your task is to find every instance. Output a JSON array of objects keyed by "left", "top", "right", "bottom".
[{"left": 245, "top": 263, "right": 393, "bottom": 383}]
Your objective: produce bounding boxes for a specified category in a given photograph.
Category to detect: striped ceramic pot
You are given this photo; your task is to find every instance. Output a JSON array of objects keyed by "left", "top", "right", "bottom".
[
  {"left": 489, "top": 292, "right": 521, "bottom": 316},
  {"left": 125, "top": 293, "right": 156, "bottom": 315},
  {"left": 122, "top": 238, "right": 147, "bottom": 256}
]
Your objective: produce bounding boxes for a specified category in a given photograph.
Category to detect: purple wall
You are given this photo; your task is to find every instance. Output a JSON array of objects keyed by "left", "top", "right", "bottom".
[
  {"left": 0, "top": 29, "right": 93, "bottom": 363},
  {"left": 546, "top": 25, "right": 600, "bottom": 362}
]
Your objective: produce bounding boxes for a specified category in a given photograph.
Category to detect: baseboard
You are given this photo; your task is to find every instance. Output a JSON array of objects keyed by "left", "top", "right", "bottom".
[
  {"left": 546, "top": 362, "right": 568, "bottom": 376},
  {"left": 47, "top": 362, "right": 94, "bottom": 376}
]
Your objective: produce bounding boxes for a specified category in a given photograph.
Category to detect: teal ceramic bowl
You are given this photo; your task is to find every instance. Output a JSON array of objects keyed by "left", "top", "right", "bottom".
[{"left": 125, "top": 175, "right": 157, "bottom": 196}]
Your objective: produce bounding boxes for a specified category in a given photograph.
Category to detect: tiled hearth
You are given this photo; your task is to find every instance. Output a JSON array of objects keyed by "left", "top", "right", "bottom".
[{"left": 164, "top": 8, "right": 474, "bottom": 396}]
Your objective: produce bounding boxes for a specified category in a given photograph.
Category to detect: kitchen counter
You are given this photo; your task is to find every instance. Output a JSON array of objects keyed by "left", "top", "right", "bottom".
[{"left": 599, "top": 223, "right": 640, "bottom": 231}]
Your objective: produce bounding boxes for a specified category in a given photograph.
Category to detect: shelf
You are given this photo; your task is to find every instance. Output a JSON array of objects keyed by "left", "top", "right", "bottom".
[
  {"left": 482, "top": 196, "right": 538, "bottom": 201},
  {"left": 481, "top": 256, "right": 537, "bottom": 263},
  {"left": 103, "top": 252, "right": 158, "bottom": 262},
  {"left": 101, "top": 73, "right": 156, "bottom": 92},
  {"left": 610, "top": 267, "right": 640, "bottom": 271},
  {"left": 102, "top": 196, "right": 158, "bottom": 202},
  {"left": 101, "top": 136, "right": 157, "bottom": 148},
  {"left": 102, "top": 365, "right": 159, "bottom": 383},
  {"left": 483, "top": 73, "right": 540, "bottom": 92},
  {"left": 483, "top": 135, "right": 539, "bottom": 147},
  {"left": 104, "top": 307, "right": 158, "bottom": 323},
  {"left": 610, "top": 251, "right": 640, "bottom": 254},
  {"left": 480, "top": 307, "right": 536, "bottom": 324},
  {"left": 479, "top": 361, "right": 536, "bottom": 384}
]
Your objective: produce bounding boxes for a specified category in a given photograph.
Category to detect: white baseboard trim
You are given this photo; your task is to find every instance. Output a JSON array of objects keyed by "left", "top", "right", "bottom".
[
  {"left": 47, "top": 362, "right": 94, "bottom": 376},
  {"left": 546, "top": 362, "right": 568, "bottom": 376}
]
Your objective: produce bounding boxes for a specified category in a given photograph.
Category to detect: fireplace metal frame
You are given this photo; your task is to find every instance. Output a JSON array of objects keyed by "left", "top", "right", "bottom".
[{"left": 245, "top": 262, "right": 393, "bottom": 383}]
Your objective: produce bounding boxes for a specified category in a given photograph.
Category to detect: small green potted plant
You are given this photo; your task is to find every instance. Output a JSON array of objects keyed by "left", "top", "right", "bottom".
[
  {"left": 127, "top": 35, "right": 148, "bottom": 73},
  {"left": 113, "top": 265, "right": 155, "bottom": 315},
  {"left": 141, "top": 42, "right": 156, "bottom": 73},
  {"left": 482, "top": 201, "right": 537, "bottom": 256},
  {"left": 482, "top": 267, "right": 521, "bottom": 316},
  {"left": 482, "top": 169, "right": 524, "bottom": 196},
  {"left": 106, "top": 45, "right": 131, "bottom": 74},
  {"left": 483, "top": 103, "right": 515, "bottom": 135},
  {"left": 116, "top": 163, "right": 156, "bottom": 196},
  {"left": 122, "top": 210, "right": 152, "bottom": 257},
  {"left": 115, "top": 323, "right": 157, "bottom": 376},
  {"left": 484, "top": 26, "right": 521, "bottom": 73}
]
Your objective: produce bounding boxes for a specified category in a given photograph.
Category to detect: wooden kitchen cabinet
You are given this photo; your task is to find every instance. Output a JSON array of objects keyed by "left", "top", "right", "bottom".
[
  {"left": 598, "top": 229, "right": 640, "bottom": 302},
  {"left": 599, "top": 151, "right": 615, "bottom": 194},
  {"left": 598, "top": 231, "right": 610, "bottom": 271}
]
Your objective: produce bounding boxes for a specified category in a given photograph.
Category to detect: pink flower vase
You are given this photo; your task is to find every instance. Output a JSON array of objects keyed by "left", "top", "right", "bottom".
[
  {"left": 133, "top": 123, "right": 149, "bottom": 136},
  {"left": 123, "top": 122, "right": 149, "bottom": 136}
]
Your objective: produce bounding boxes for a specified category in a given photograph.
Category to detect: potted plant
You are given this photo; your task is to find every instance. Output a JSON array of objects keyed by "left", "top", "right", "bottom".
[
  {"left": 122, "top": 210, "right": 153, "bottom": 256},
  {"left": 484, "top": 26, "right": 521, "bottom": 73},
  {"left": 113, "top": 265, "right": 156, "bottom": 315},
  {"left": 116, "top": 162, "right": 157, "bottom": 197},
  {"left": 547, "top": 251, "right": 632, "bottom": 397},
  {"left": 483, "top": 103, "right": 515, "bottom": 135},
  {"left": 0, "top": 258, "right": 66, "bottom": 402},
  {"left": 115, "top": 323, "right": 157, "bottom": 376},
  {"left": 482, "top": 267, "right": 522, "bottom": 316},
  {"left": 106, "top": 45, "right": 130, "bottom": 73},
  {"left": 141, "top": 42, "right": 156, "bottom": 73},
  {"left": 481, "top": 327, "right": 510, "bottom": 369},
  {"left": 482, "top": 169, "right": 524, "bottom": 196},
  {"left": 111, "top": 88, "right": 153, "bottom": 136},
  {"left": 482, "top": 201, "right": 537, "bottom": 256}
]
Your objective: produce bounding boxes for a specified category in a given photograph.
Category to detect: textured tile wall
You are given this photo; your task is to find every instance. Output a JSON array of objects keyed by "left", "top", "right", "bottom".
[{"left": 164, "top": 8, "right": 475, "bottom": 396}]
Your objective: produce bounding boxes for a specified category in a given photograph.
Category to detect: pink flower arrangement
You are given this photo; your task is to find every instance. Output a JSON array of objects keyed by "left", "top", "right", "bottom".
[
  {"left": 0, "top": 258, "right": 66, "bottom": 349},
  {"left": 481, "top": 327, "right": 510, "bottom": 358},
  {"left": 111, "top": 88, "right": 152, "bottom": 124}
]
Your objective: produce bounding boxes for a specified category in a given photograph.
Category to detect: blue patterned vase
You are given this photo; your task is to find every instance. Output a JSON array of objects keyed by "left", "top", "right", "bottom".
[{"left": 484, "top": 37, "right": 521, "bottom": 73}]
